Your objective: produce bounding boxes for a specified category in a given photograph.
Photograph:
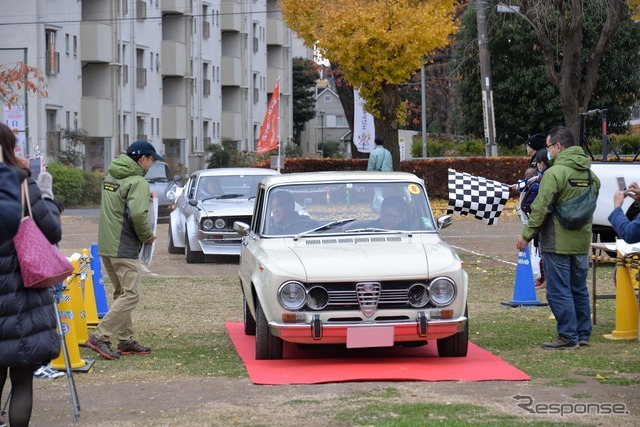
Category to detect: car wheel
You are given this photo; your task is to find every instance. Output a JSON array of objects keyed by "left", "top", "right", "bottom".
[
  {"left": 185, "top": 233, "right": 204, "bottom": 263},
  {"left": 255, "top": 301, "right": 283, "bottom": 360},
  {"left": 437, "top": 305, "right": 469, "bottom": 357},
  {"left": 243, "top": 296, "right": 256, "bottom": 336},
  {"left": 167, "top": 223, "right": 183, "bottom": 254}
]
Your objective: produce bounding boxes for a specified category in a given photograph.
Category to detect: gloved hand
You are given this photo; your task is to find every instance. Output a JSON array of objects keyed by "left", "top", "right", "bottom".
[{"left": 37, "top": 171, "right": 54, "bottom": 200}]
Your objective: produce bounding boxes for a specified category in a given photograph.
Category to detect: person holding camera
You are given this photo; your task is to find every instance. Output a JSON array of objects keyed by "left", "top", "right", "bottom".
[{"left": 609, "top": 181, "right": 640, "bottom": 244}]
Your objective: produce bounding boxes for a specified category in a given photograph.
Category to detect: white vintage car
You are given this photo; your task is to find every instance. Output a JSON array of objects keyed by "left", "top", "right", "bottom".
[
  {"left": 168, "top": 167, "right": 279, "bottom": 263},
  {"left": 235, "top": 171, "right": 469, "bottom": 360}
]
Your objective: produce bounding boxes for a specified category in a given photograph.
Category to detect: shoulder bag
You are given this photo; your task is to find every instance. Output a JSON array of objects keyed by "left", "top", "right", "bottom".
[
  {"left": 13, "top": 180, "right": 74, "bottom": 288},
  {"left": 553, "top": 170, "right": 597, "bottom": 230}
]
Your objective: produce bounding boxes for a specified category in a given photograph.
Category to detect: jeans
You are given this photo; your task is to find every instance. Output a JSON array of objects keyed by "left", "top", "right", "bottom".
[{"left": 540, "top": 252, "right": 591, "bottom": 344}]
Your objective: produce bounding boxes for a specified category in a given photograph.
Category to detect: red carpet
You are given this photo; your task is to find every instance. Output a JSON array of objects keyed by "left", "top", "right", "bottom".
[{"left": 225, "top": 322, "right": 530, "bottom": 385}]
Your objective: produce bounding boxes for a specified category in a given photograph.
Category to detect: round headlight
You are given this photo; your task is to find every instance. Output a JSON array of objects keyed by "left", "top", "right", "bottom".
[
  {"left": 278, "top": 281, "right": 306, "bottom": 310},
  {"left": 202, "top": 219, "right": 214, "bottom": 230},
  {"left": 166, "top": 189, "right": 176, "bottom": 201},
  {"left": 408, "top": 283, "right": 429, "bottom": 308},
  {"left": 214, "top": 218, "right": 226, "bottom": 229},
  {"left": 428, "top": 278, "right": 456, "bottom": 307}
]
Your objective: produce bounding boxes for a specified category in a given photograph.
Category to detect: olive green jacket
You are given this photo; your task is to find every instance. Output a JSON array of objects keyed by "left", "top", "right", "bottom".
[
  {"left": 98, "top": 154, "right": 153, "bottom": 258},
  {"left": 522, "top": 146, "right": 600, "bottom": 254}
]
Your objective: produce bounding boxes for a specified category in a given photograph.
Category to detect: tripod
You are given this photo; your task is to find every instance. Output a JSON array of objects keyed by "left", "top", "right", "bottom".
[
  {"left": 51, "top": 284, "right": 81, "bottom": 421},
  {"left": 0, "top": 286, "right": 81, "bottom": 423}
]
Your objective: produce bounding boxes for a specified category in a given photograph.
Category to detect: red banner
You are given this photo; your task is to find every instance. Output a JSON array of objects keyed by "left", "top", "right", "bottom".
[{"left": 256, "top": 80, "right": 280, "bottom": 154}]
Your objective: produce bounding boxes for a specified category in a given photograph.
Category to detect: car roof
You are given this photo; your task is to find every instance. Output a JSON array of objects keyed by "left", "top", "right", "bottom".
[
  {"left": 259, "top": 171, "right": 424, "bottom": 187},
  {"left": 190, "top": 167, "right": 279, "bottom": 178}
]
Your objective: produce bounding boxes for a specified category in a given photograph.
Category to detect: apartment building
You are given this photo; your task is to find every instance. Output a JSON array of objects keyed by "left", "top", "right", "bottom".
[{"left": 0, "top": 0, "right": 295, "bottom": 174}]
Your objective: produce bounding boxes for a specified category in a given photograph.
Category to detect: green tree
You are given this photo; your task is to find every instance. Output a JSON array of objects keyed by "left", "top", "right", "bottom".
[
  {"left": 282, "top": 0, "right": 458, "bottom": 170},
  {"left": 453, "top": 0, "right": 640, "bottom": 149},
  {"left": 292, "top": 57, "right": 319, "bottom": 147}
]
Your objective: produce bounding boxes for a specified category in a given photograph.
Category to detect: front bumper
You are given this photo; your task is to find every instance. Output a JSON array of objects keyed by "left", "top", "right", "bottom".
[
  {"left": 196, "top": 230, "right": 242, "bottom": 255},
  {"left": 268, "top": 315, "right": 467, "bottom": 346}
]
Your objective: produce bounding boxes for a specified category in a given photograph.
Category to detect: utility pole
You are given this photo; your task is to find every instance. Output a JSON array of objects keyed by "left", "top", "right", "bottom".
[{"left": 476, "top": 0, "right": 498, "bottom": 157}]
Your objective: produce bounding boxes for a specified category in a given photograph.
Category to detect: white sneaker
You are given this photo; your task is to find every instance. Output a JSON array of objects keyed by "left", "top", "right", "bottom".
[{"left": 34, "top": 364, "right": 65, "bottom": 379}]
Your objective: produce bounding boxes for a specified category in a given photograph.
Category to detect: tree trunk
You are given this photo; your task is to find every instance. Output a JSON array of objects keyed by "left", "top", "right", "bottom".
[{"left": 376, "top": 83, "right": 401, "bottom": 171}]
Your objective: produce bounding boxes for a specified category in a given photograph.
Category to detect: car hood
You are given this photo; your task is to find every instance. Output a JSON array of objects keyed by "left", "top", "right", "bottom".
[
  {"left": 259, "top": 234, "right": 459, "bottom": 281},
  {"left": 199, "top": 198, "right": 254, "bottom": 216}
]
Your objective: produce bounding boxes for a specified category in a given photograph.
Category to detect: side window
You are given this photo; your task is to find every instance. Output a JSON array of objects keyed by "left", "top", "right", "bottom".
[
  {"left": 163, "top": 164, "right": 171, "bottom": 180},
  {"left": 252, "top": 186, "right": 266, "bottom": 233},
  {"left": 187, "top": 177, "right": 198, "bottom": 199}
]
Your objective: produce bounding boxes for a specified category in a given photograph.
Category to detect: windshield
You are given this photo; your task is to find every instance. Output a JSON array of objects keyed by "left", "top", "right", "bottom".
[
  {"left": 196, "top": 174, "right": 271, "bottom": 200},
  {"left": 261, "top": 181, "right": 436, "bottom": 237},
  {"left": 145, "top": 163, "right": 171, "bottom": 182}
]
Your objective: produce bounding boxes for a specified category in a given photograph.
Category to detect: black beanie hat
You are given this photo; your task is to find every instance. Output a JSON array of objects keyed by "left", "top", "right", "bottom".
[{"left": 526, "top": 133, "right": 546, "bottom": 151}]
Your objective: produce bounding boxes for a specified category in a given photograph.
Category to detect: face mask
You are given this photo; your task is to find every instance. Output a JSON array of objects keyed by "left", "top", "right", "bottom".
[{"left": 547, "top": 151, "right": 552, "bottom": 162}]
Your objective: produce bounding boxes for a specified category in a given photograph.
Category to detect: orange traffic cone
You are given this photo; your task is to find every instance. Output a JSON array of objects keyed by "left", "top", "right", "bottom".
[
  {"left": 51, "top": 275, "right": 94, "bottom": 372},
  {"left": 81, "top": 248, "right": 100, "bottom": 329}
]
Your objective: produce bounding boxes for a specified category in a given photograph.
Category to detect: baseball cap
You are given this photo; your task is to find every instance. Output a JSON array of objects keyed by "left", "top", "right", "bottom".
[
  {"left": 526, "top": 134, "right": 546, "bottom": 151},
  {"left": 126, "top": 140, "right": 165, "bottom": 162}
]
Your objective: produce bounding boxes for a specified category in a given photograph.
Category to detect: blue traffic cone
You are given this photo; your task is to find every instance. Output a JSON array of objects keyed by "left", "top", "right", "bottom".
[
  {"left": 90, "top": 243, "right": 109, "bottom": 317},
  {"left": 501, "top": 245, "right": 548, "bottom": 307}
]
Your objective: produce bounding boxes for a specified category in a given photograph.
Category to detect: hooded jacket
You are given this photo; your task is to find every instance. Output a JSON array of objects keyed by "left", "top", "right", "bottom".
[
  {"left": 522, "top": 145, "right": 600, "bottom": 254},
  {"left": 98, "top": 154, "right": 154, "bottom": 258},
  {"left": 0, "top": 168, "right": 62, "bottom": 367}
]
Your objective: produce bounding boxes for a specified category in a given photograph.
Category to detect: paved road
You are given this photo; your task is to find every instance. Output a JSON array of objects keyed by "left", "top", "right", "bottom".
[{"left": 60, "top": 209, "right": 523, "bottom": 278}]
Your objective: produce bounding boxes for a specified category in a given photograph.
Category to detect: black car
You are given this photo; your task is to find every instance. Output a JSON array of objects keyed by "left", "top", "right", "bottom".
[{"left": 145, "top": 161, "right": 182, "bottom": 222}]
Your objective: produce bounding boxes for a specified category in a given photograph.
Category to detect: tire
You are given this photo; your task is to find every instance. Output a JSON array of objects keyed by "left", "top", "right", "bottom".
[
  {"left": 255, "top": 301, "right": 283, "bottom": 360},
  {"left": 243, "top": 296, "right": 256, "bottom": 336},
  {"left": 167, "top": 223, "right": 183, "bottom": 254},
  {"left": 437, "top": 305, "right": 469, "bottom": 357},
  {"left": 185, "top": 233, "right": 204, "bottom": 263}
]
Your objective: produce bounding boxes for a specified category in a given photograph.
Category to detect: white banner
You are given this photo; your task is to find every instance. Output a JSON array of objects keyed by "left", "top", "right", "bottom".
[
  {"left": 353, "top": 89, "right": 375, "bottom": 153},
  {"left": 4, "top": 106, "right": 26, "bottom": 157}
]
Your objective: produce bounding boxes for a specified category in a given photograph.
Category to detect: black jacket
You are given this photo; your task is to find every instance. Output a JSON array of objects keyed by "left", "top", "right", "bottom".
[{"left": 0, "top": 168, "right": 62, "bottom": 367}]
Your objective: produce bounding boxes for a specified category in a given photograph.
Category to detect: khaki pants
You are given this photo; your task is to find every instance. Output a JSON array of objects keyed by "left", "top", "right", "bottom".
[{"left": 94, "top": 257, "right": 142, "bottom": 344}]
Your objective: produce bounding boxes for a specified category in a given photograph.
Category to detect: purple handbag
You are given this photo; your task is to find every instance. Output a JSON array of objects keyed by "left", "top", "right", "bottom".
[{"left": 13, "top": 180, "right": 73, "bottom": 288}]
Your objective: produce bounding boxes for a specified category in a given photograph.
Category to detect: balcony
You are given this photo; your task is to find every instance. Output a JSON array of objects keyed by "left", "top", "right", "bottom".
[
  {"left": 162, "top": 0, "right": 190, "bottom": 14},
  {"left": 80, "top": 22, "right": 113, "bottom": 63},
  {"left": 267, "top": 17, "right": 284, "bottom": 46},
  {"left": 267, "top": 68, "right": 282, "bottom": 91},
  {"left": 221, "top": 56, "right": 242, "bottom": 86},
  {"left": 162, "top": 105, "right": 188, "bottom": 139},
  {"left": 161, "top": 41, "right": 187, "bottom": 76},
  {"left": 81, "top": 97, "right": 114, "bottom": 136},
  {"left": 221, "top": 1, "right": 242, "bottom": 32},
  {"left": 221, "top": 111, "right": 242, "bottom": 141}
]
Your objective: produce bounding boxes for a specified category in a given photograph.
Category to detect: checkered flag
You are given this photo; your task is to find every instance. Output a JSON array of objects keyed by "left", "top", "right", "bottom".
[{"left": 447, "top": 169, "right": 510, "bottom": 225}]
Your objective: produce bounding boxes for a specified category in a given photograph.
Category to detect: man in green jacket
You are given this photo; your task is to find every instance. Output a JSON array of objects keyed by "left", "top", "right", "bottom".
[
  {"left": 516, "top": 126, "right": 600, "bottom": 350},
  {"left": 86, "top": 141, "right": 161, "bottom": 360}
]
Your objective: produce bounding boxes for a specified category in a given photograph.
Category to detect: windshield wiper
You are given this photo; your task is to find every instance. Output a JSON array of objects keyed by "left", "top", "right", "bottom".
[
  {"left": 347, "top": 227, "right": 395, "bottom": 233},
  {"left": 218, "top": 193, "right": 244, "bottom": 199},
  {"left": 293, "top": 218, "right": 356, "bottom": 240}
]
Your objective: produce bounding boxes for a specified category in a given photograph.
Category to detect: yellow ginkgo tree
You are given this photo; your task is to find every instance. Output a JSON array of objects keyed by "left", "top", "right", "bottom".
[{"left": 281, "top": 0, "right": 458, "bottom": 168}]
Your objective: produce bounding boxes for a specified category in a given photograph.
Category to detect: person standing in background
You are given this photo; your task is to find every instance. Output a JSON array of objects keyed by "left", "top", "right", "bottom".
[
  {"left": 86, "top": 141, "right": 161, "bottom": 360},
  {"left": 367, "top": 137, "right": 393, "bottom": 172}
]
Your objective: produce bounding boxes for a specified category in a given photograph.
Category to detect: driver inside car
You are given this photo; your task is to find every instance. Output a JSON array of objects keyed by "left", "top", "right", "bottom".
[
  {"left": 268, "top": 190, "right": 313, "bottom": 235},
  {"left": 198, "top": 177, "right": 223, "bottom": 200}
]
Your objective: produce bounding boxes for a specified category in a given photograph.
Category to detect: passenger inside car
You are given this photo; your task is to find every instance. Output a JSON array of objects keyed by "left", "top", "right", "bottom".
[
  {"left": 198, "top": 177, "right": 223, "bottom": 199},
  {"left": 267, "top": 190, "right": 315, "bottom": 235}
]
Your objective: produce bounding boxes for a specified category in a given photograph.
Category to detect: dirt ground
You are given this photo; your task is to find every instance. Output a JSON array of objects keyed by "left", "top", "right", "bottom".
[{"left": 21, "top": 210, "right": 640, "bottom": 426}]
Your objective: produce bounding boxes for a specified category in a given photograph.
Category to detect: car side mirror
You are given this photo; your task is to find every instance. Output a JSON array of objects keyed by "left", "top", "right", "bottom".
[
  {"left": 437, "top": 215, "right": 452, "bottom": 231},
  {"left": 188, "top": 199, "right": 198, "bottom": 207},
  {"left": 173, "top": 175, "right": 182, "bottom": 183},
  {"left": 234, "top": 221, "right": 250, "bottom": 236}
]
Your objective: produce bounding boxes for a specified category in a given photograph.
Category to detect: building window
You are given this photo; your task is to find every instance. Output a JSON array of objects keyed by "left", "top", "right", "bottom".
[
  {"left": 155, "top": 53, "right": 160, "bottom": 71},
  {"left": 136, "top": 1, "right": 147, "bottom": 21},
  {"left": 73, "top": 35, "right": 77, "bottom": 58},
  {"left": 150, "top": 52, "right": 153, "bottom": 71},
  {"left": 65, "top": 111, "right": 70, "bottom": 129},
  {"left": 65, "top": 34, "right": 70, "bottom": 56}
]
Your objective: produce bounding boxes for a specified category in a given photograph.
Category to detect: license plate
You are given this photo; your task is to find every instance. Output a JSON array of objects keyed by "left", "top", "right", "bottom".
[{"left": 346, "top": 326, "right": 394, "bottom": 349}]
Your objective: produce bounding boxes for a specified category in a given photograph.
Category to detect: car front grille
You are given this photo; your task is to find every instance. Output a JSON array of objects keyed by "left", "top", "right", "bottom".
[{"left": 304, "top": 281, "right": 435, "bottom": 311}]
